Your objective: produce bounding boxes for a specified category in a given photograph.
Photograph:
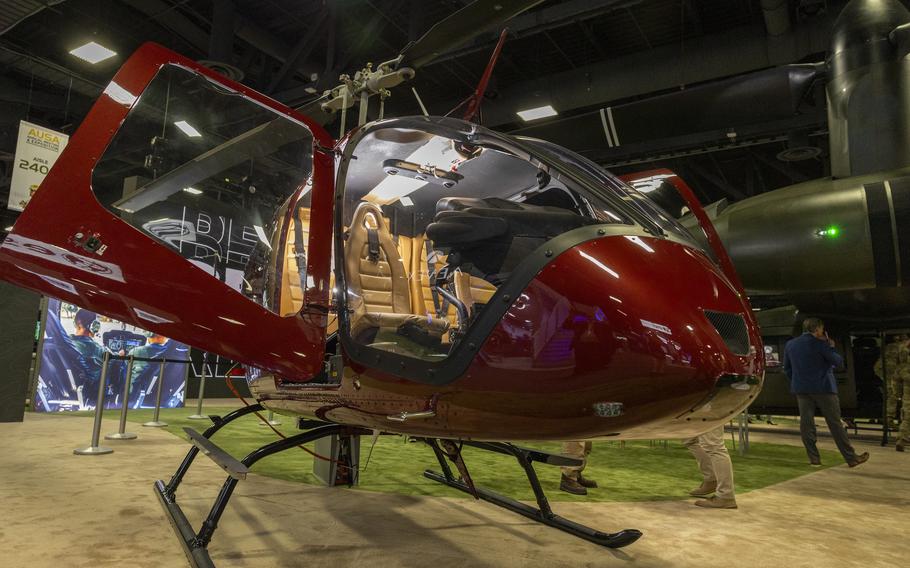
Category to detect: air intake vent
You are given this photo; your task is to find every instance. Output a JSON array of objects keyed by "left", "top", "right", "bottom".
[{"left": 703, "top": 310, "right": 750, "bottom": 356}]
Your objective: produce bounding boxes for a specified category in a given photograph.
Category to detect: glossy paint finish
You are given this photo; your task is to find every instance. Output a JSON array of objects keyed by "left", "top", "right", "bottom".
[
  {"left": 258, "top": 234, "right": 763, "bottom": 441},
  {"left": 0, "top": 44, "right": 763, "bottom": 441},
  {"left": 0, "top": 43, "right": 336, "bottom": 381}
]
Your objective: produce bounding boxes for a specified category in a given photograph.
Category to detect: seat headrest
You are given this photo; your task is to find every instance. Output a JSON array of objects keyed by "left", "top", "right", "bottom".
[
  {"left": 435, "top": 197, "right": 486, "bottom": 214},
  {"left": 435, "top": 197, "right": 528, "bottom": 215},
  {"left": 351, "top": 201, "right": 385, "bottom": 229}
]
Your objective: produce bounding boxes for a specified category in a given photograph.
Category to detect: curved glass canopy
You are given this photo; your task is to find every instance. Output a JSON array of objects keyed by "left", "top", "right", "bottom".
[{"left": 337, "top": 117, "right": 692, "bottom": 364}]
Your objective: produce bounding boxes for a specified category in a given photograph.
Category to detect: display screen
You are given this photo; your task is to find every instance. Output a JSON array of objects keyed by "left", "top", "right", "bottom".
[
  {"left": 35, "top": 299, "right": 190, "bottom": 412},
  {"left": 764, "top": 343, "right": 781, "bottom": 368}
]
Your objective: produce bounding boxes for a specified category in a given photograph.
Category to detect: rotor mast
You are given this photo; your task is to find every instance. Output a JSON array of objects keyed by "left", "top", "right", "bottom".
[{"left": 319, "top": 57, "right": 416, "bottom": 136}]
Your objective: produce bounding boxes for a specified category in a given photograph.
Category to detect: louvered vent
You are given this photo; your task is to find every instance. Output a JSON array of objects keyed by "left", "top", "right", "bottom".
[{"left": 703, "top": 310, "right": 750, "bottom": 356}]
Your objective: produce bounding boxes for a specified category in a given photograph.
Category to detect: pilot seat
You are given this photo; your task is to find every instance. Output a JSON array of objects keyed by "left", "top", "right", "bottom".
[{"left": 426, "top": 197, "right": 595, "bottom": 284}]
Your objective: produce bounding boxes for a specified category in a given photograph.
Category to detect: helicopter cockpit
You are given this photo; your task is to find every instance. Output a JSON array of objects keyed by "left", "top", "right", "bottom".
[
  {"left": 335, "top": 117, "right": 693, "bottom": 365},
  {"left": 81, "top": 60, "right": 697, "bottom": 379}
]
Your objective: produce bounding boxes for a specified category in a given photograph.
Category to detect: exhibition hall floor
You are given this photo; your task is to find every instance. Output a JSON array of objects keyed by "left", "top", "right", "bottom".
[{"left": 0, "top": 411, "right": 905, "bottom": 568}]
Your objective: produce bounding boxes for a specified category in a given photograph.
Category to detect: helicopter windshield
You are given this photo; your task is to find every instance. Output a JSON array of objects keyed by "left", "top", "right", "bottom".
[
  {"left": 337, "top": 117, "right": 672, "bottom": 365},
  {"left": 516, "top": 137, "right": 696, "bottom": 243}
]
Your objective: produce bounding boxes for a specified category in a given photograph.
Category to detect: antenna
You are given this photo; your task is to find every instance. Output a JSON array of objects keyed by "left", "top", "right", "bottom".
[{"left": 412, "top": 88, "right": 429, "bottom": 117}]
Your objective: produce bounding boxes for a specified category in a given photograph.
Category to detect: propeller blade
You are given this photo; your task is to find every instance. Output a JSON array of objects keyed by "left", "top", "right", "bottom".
[{"left": 400, "top": 0, "right": 545, "bottom": 69}]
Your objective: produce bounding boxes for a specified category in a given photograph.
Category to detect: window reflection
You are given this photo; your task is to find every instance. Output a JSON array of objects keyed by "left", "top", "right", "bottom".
[
  {"left": 91, "top": 65, "right": 314, "bottom": 316},
  {"left": 340, "top": 122, "right": 635, "bottom": 362}
]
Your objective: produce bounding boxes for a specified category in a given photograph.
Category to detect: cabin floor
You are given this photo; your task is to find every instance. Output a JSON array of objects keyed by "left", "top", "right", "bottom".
[{"left": 0, "top": 409, "right": 905, "bottom": 568}]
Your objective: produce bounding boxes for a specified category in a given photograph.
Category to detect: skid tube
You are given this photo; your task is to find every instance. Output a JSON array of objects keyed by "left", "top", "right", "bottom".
[
  {"left": 422, "top": 439, "right": 643, "bottom": 549},
  {"left": 154, "top": 405, "right": 368, "bottom": 568}
]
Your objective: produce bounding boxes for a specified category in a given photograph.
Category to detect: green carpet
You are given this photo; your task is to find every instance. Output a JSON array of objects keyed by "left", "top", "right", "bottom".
[{"left": 61, "top": 406, "right": 840, "bottom": 502}]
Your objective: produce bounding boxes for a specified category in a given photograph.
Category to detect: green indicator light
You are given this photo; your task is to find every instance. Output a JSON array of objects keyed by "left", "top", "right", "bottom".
[{"left": 816, "top": 226, "right": 840, "bottom": 238}]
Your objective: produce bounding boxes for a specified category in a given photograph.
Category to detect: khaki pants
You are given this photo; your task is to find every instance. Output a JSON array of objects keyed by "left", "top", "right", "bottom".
[
  {"left": 560, "top": 441, "right": 592, "bottom": 479},
  {"left": 899, "top": 379, "right": 910, "bottom": 444},
  {"left": 683, "top": 426, "right": 735, "bottom": 500}
]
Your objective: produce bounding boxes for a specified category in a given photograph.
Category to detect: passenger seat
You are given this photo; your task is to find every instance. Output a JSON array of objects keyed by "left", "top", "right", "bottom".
[{"left": 345, "top": 202, "right": 449, "bottom": 342}]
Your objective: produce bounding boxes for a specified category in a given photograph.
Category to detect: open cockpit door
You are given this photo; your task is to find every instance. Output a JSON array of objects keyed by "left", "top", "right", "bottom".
[{"left": 0, "top": 43, "right": 335, "bottom": 382}]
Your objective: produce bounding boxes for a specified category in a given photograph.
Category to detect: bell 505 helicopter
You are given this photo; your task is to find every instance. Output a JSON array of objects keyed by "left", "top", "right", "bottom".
[{"left": 0, "top": 2, "right": 763, "bottom": 565}]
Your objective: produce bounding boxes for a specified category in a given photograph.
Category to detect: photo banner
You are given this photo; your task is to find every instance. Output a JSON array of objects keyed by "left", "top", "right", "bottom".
[
  {"left": 8, "top": 120, "right": 70, "bottom": 212},
  {"left": 34, "top": 299, "right": 189, "bottom": 412}
]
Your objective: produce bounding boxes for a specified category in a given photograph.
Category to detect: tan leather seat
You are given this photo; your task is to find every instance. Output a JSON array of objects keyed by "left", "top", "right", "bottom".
[
  {"left": 454, "top": 270, "right": 497, "bottom": 317},
  {"left": 280, "top": 207, "right": 338, "bottom": 335},
  {"left": 280, "top": 208, "right": 311, "bottom": 317},
  {"left": 412, "top": 236, "right": 458, "bottom": 326},
  {"left": 345, "top": 202, "right": 448, "bottom": 341}
]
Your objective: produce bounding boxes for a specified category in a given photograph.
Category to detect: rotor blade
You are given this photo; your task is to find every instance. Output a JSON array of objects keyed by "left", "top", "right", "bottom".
[
  {"left": 603, "top": 63, "right": 827, "bottom": 143},
  {"left": 515, "top": 63, "right": 826, "bottom": 161},
  {"left": 400, "top": 0, "right": 545, "bottom": 69}
]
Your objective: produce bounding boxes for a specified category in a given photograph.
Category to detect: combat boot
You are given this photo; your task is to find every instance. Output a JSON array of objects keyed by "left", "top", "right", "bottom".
[
  {"left": 688, "top": 479, "right": 717, "bottom": 497},
  {"left": 577, "top": 474, "right": 598, "bottom": 488},
  {"left": 559, "top": 475, "right": 587, "bottom": 495},
  {"left": 848, "top": 452, "right": 870, "bottom": 467},
  {"left": 694, "top": 496, "right": 738, "bottom": 509}
]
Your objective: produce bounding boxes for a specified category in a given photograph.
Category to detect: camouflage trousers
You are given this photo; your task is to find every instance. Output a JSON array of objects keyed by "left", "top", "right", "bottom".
[
  {"left": 886, "top": 374, "right": 905, "bottom": 423},
  {"left": 898, "top": 379, "right": 910, "bottom": 444}
]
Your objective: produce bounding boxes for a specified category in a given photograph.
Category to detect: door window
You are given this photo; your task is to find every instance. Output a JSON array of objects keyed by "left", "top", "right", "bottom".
[{"left": 91, "top": 64, "right": 314, "bottom": 315}]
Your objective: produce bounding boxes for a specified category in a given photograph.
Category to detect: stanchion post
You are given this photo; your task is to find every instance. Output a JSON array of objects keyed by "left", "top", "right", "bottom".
[
  {"left": 188, "top": 353, "right": 208, "bottom": 420},
  {"left": 106, "top": 355, "right": 138, "bottom": 440},
  {"left": 258, "top": 410, "right": 282, "bottom": 426},
  {"left": 74, "top": 352, "right": 114, "bottom": 455},
  {"left": 143, "top": 358, "right": 168, "bottom": 428}
]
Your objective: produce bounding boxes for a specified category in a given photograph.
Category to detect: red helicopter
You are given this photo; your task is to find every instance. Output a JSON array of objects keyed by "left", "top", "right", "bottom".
[{"left": 0, "top": 2, "right": 763, "bottom": 565}]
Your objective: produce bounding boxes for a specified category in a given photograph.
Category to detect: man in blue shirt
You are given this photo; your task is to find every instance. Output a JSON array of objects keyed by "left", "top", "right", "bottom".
[{"left": 784, "top": 317, "right": 869, "bottom": 467}]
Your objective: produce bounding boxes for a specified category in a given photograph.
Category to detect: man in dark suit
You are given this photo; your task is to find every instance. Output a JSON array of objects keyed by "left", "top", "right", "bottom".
[{"left": 784, "top": 317, "right": 869, "bottom": 467}]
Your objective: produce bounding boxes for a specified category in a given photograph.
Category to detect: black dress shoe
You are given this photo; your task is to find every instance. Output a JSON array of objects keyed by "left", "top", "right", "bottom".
[{"left": 809, "top": 460, "right": 822, "bottom": 467}]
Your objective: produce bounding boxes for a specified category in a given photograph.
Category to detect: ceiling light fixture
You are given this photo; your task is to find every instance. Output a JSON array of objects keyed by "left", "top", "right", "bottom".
[
  {"left": 183, "top": 187, "right": 202, "bottom": 195},
  {"left": 174, "top": 120, "right": 202, "bottom": 138},
  {"left": 69, "top": 41, "right": 117, "bottom": 64},
  {"left": 516, "top": 104, "right": 557, "bottom": 122},
  {"left": 3, "top": 226, "right": 13, "bottom": 232}
]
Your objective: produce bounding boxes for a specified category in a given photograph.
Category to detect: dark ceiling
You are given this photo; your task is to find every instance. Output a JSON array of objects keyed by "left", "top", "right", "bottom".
[{"left": 0, "top": 0, "right": 880, "bottom": 226}]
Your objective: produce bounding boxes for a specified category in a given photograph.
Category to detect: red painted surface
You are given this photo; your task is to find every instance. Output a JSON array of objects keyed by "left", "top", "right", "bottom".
[
  {"left": 0, "top": 43, "right": 336, "bottom": 382},
  {"left": 620, "top": 168, "right": 761, "bottom": 332},
  {"left": 260, "top": 235, "right": 764, "bottom": 441},
  {"left": 463, "top": 28, "right": 509, "bottom": 122}
]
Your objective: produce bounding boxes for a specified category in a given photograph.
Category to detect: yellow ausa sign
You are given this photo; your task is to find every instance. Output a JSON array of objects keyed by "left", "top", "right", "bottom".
[{"left": 8, "top": 120, "right": 70, "bottom": 212}]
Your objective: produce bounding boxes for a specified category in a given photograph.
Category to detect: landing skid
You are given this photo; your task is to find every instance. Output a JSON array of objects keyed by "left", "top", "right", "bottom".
[
  {"left": 155, "top": 407, "right": 639, "bottom": 567},
  {"left": 422, "top": 439, "right": 643, "bottom": 549},
  {"left": 153, "top": 404, "right": 368, "bottom": 568}
]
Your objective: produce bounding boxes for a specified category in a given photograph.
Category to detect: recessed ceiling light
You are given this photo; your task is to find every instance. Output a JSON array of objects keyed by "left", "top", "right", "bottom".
[
  {"left": 174, "top": 120, "right": 202, "bottom": 137},
  {"left": 183, "top": 187, "right": 202, "bottom": 195},
  {"left": 69, "top": 41, "right": 117, "bottom": 64},
  {"left": 516, "top": 104, "right": 558, "bottom": 122}
]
